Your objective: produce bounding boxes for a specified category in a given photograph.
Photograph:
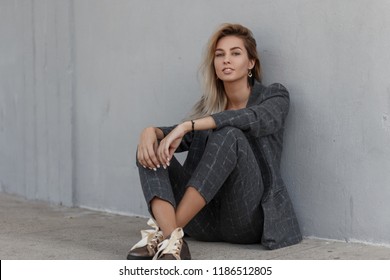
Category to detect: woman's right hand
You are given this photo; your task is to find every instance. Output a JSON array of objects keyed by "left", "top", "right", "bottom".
[{"left": 137, "top": 127, "right": 161, "bottom": 170}]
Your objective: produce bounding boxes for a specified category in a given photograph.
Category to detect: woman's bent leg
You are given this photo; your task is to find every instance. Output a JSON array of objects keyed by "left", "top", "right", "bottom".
[
  {"left": 139, "top": 156, "right": 194, "bottom": 236},
  {"left": 184, "top": 127, "right": 264, "bottom": 243},
  {"left": 138, "top": 156, "right": 189, "bottom": 215},
  {"left": 128, "top": 157, "right": 192, "bottom": 260}
]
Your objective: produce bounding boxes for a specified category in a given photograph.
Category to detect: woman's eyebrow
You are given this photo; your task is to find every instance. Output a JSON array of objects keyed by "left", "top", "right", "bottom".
[{"left": 215, "top": 46, "right": 243, "bottom": 52}]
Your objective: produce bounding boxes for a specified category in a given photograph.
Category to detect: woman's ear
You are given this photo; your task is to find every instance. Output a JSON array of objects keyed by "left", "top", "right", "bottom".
[{"left": 248, "top": 59, "right": 255, "bottom": 70}]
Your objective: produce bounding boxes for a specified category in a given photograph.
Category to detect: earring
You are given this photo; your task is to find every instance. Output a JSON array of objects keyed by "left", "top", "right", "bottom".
[{"left": 248, "top": 69, "right": 255, "bottom": 87}]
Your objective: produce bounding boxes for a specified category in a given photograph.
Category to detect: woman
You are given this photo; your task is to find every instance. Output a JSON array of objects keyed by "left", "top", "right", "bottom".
[{"left": 127, "top": 23, "right": 302, "bottom": 260}]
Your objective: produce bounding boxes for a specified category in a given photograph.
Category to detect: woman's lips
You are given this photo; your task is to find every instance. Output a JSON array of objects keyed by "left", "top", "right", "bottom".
[{"left": 222, "top": 68, "right": 234, "bottom": 74}]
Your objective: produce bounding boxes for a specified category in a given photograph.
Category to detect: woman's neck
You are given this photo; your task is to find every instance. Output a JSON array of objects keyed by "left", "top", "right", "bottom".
[{"left": 224, "top": 79, "right": 251, "bottom": 110}]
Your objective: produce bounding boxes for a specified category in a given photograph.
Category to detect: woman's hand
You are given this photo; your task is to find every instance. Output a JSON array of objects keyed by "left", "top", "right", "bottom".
[
  {"left": 137, "top": 127, "right": 162, "bottom": 170},
  {"left": 157, "top": 122, "right": 191, "bottom": 167}
]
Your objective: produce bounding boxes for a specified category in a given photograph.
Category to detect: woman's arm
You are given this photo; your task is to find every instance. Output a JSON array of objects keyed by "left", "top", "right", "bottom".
[
  {"left": 154, "top": 127, "right": 165, "bottom": 140},
  {"left": 185, "top": 116, "right": 217, "bottom": 132},
  {"left": 211, "top": 83, "right": 290, "bottom": 137},
  {"left": 157, "top": 116, "right": 217, "bottom": 167}
]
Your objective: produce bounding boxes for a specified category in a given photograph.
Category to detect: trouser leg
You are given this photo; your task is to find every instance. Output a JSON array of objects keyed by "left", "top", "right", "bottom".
[
  {"left": 137, "top": 156, "right": 190, "bottom": 214},
  {"left": 137, "top": 127, "right": 264, "bottom": 244},
  {"left": 185, "top": 127, "right": 264, "bottom": 243}
]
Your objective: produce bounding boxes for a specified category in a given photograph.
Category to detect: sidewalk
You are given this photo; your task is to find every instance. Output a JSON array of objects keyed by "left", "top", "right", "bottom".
[{"left": 1, "top": 193, "right": 389, "bottom": 260}]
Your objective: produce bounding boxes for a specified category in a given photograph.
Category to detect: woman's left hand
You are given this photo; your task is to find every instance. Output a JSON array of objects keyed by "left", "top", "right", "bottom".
[{"left": 157, "top": 122, "right": 190, "bottom": 167}]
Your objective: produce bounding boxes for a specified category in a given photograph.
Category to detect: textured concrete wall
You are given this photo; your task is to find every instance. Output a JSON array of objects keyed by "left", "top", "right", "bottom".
[
  {"left": 0, "top": 0, "right": 74, "bottom": 206},
  {"left": 1, "top": 0, "right": 390, "bottom": 245}
]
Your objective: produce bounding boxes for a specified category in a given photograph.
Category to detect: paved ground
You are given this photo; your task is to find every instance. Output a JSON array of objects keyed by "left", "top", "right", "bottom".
[{"left": 1, "top": 193, "right": 390, "bottom": 260}]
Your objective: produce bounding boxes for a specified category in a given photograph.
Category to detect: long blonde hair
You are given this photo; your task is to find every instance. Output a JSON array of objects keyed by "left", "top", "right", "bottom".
[{"left": 187, "top": 23, "right": 262, "bottom": 120}]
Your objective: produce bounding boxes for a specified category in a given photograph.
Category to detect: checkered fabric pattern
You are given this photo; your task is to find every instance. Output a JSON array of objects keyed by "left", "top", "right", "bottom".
[{"left": 139, "top": 82, "right": 302, "bottom": 249}]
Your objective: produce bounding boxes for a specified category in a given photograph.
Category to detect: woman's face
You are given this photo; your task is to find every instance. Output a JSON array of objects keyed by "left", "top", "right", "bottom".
[{"left": 214, "top": 35, "right": 255, "bottom": 84}]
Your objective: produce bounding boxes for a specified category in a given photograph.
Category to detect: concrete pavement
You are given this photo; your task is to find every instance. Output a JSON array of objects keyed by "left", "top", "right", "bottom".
[{"left": 1, "top": 193, "right": 390, "bottom": 260}]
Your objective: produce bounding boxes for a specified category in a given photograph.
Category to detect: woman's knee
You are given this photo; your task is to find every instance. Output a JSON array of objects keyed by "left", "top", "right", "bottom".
[{"left": 208, "top": 126, "right": 246, "bottom": 144}]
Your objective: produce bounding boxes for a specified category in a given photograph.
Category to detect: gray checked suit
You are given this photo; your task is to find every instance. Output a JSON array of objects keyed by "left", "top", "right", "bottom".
[{"left": 137, "top": 82, "right": 302, "bottom": 250}]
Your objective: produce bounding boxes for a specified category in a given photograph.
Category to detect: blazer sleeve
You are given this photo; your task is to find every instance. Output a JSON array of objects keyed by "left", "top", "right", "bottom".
[
  {"left": 211, "top": 83, "right": 290, "bottom": 137},
  {"left": 157, "top": 125, "right": 193, "bottom": 152}
]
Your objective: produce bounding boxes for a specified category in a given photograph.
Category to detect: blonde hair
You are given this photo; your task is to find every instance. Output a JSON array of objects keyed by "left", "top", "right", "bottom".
[{"left": 187, "top": 23, "right": 262, "bottom": 120}]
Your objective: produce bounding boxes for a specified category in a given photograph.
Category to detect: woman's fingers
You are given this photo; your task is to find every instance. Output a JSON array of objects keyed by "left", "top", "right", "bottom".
[
  {"left": 158, "top": 126, "right": 185, "bottom": 166},
  {"left": 138, "top": 125, "right": 185, "bottom": 170},
  {"left": 137, "top": 146, "right": 149, "bottom": 168},
  {"left": 145, "top": 150, "right": 159, "bottom": 170},
  {"left": 157, "top": 139, "right": 170, "bottom": 168},
  {"left": 136, "top": 127, "right": 164, "bottom": 170},
  {"left": 137, "top": 145, "right": 161, "bottom": 170}
]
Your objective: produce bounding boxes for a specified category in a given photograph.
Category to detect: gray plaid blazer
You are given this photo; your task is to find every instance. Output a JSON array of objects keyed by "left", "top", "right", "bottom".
[{"left": 160, "top": 82, "right": 302, "bottom": 249}]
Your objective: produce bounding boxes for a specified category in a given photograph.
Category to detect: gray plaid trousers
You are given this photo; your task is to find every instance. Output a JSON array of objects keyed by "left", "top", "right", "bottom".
[{"left": 138, "top": 126, "right": 264, "bottom": 244}]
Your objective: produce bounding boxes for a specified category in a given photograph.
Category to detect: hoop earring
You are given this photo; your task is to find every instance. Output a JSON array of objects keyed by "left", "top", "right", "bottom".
[{"left": 248, "top": 69, "right": 255, "bottom": 87}]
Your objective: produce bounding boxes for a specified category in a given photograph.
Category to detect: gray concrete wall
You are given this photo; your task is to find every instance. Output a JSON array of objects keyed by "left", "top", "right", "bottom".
[
  {"left": 1, "top": 0, "right": 390, "bottom": 245},
  {"left": 0, "top": 0, "right": 74, "bottom": 206}
]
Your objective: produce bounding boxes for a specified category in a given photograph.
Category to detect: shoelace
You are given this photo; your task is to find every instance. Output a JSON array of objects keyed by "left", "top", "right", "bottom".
[
  {"left": 130, "top": 218, "right": 163, "bottom": 252},
  {"left": 153, "top": 228, "right": 184, "bottom": 260},
  {"left": 148, "top": 232, "right": 163, "bottom": 251}
]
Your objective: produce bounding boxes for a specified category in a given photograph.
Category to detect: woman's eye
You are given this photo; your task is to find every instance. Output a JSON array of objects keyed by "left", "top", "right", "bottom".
[
  {"left": 232, "top": 52, "right": 241, "bottom": 56},
  {"left": 215, "top": 53, "right": 224, "bottom": 57}
]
